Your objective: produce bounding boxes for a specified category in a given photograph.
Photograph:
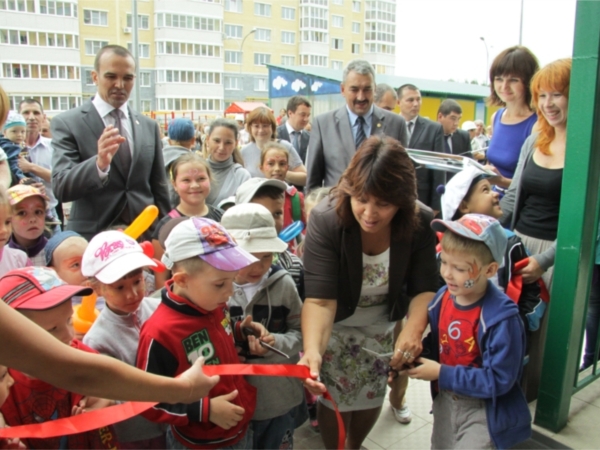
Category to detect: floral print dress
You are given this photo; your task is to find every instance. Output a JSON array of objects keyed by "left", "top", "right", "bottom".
[{"left": 319, "top": 248, "right": 395, "bottom": 412}]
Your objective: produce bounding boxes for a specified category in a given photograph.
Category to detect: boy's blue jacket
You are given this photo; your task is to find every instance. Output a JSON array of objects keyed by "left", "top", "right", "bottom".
[{"left": 424, "top": 281, "right": 532, "bottom": 449}]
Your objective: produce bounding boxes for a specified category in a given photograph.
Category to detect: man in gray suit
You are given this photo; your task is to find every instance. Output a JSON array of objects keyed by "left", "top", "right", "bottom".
[
  {"left": 306, "top": 60, "right": 408, "bottom": 191},
  {"left": 51, "top": 45, "right": 170, "bottom": 239},
  {"left": 398, "top": 84, "right": 446, "bottom": 213},
  {"left": 276, "top": 96, "right": 311, "bottom": 164}
]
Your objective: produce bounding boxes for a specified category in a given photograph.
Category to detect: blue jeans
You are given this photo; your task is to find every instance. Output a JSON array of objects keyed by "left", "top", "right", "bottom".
[
  {"left": 251, "top": 411, "right": 296, "bottom": 449},
  {"left": 583, "top": 265, "right": 600, "bottom": 369},
  {"left": 166, "top": 426, "right": 252, "bottom": 450}
]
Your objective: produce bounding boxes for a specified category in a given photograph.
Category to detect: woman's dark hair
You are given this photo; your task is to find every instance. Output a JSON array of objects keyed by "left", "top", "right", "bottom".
[
  {"left": 332, "top": 136, "right": 418, "bottom": 239},
  {"left": 488, "top": 46, "right": 539, "bottom": 107}
]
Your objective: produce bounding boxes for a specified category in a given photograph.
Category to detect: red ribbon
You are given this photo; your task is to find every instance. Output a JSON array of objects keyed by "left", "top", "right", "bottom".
[{"left": 0, "top": 364, "right": 346, "bottom": 450}]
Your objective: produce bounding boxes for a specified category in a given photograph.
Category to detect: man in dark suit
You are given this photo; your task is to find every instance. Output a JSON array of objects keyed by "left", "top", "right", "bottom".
[
  {"left": 276, "top": 96, "right": 311, "bottom": 164},
  {"left": 306, "top": 60, "right": 408, "bottom": 191},
  {"left": 397, "top": 84, "right": 446, "bottom": 212},
  {"left": 51, "top": 45, "right": 170, "bottom": 239},
  {"left": 437, "top": 99, "right": 471, "bottom": 156}
]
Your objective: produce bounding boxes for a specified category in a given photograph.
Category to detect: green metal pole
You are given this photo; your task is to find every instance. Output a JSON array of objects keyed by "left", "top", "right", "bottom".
[{"left": 534, "top": 0, "right": 600, "bottom": 432}]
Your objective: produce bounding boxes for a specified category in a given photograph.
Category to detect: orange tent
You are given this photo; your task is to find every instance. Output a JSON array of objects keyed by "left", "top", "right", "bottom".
[{"left": 224, "top": 102, "right": 272, "bottom": 117}]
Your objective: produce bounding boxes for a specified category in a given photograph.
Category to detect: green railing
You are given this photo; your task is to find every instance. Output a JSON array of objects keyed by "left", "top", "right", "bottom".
[{"left": 534, "top": 0, "right": 600, "bottom": 432}]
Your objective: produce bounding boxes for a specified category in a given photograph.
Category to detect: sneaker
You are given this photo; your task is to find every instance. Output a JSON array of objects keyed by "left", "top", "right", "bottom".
[{"left": 391, "top": 404, "right": 412, "bottom": 424}]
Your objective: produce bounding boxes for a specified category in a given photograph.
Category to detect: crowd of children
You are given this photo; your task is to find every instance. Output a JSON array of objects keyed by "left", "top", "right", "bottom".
[{"left": 0, "top": 105, "right": 543, "bottom": 450}]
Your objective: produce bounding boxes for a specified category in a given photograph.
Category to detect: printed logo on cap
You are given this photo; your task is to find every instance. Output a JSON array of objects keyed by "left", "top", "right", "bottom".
[{"left": 94, "top": 236, "right": 137, "bottom": 262}]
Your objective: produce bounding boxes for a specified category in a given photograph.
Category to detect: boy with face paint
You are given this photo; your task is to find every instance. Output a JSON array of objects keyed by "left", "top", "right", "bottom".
[
  {"left": 438, "top": 166, "right": 545, "bottom": 335},
  {"left": 406, "top": 214, "right": 531, "bottom": 450}
]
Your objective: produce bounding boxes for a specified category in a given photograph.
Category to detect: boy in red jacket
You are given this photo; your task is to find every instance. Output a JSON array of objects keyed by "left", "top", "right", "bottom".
[{"left": 137, "top": 217, "right": 268, "bottom": 449}]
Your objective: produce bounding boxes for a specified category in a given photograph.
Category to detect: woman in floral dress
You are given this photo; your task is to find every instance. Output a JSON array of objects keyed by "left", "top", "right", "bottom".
[{"left": 300, "top": 136, "right": 439, "bottom": 449}]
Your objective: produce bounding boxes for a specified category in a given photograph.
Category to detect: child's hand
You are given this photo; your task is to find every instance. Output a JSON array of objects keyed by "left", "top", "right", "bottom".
[
  {"left": 247, "top": 334, "right": 276, "bottom": 356},
  {"left": 240, "top": 315, "right": 268, "bottom": 338},
  {"left": 0, "top": 413, "right": 26, "bottom": 449},
  {"left": 406, "top": 357, "right": 440, "bottom": 381},
  {"left": 209, "top": 390, "right": 245, "bottom": 430},
  {"left": 71, "top": 396, "right": 115, "bottom": 415}
]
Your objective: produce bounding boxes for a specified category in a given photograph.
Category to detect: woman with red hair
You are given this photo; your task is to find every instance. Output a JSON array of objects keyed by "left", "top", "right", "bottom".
[{"left": 500, "top": 58, "right": 571, "bottom": 398}]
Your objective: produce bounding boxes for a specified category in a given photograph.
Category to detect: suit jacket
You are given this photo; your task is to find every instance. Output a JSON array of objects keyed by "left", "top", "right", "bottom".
[
  {"left": 306, "top": 105, "right": 408, "bottom": 191},
  {"left": 409, "top": 116, "right": 446, "bottom": 211},
  {"left": 451, "top": 129, "right": 472, "bottom": 156},
  {"left": 51, "top": 100, "right": 170, "bottom": 239},
  {"left": 276, "top": 125, "right": 310, "bottom": 164}
]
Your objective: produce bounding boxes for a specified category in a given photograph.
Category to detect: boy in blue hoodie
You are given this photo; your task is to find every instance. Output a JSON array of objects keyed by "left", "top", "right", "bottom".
[{"left": 407, "top": 214, "right": 531, "bottom": 449}]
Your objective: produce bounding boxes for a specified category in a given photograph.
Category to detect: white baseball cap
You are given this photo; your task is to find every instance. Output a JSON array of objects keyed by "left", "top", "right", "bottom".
[
  {"left": 221, "top": 203, "right": 287, "bottom": 254},
  {"left": 461, "top": 120, "right": 477, "bottom": 131},
  {"left": 82, "top": 230, "right": 157, "bottom": 284},
  {"left": 439, "top": 165, "right": 492, "bottom": 220},
  {"left": 235, "top": 178, "right": 286, "bottom": 205}
]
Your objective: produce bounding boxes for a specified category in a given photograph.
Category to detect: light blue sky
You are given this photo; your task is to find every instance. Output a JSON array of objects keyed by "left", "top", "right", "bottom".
[{"left": 394, "top": 0, "right": 577, "bottom": 84}]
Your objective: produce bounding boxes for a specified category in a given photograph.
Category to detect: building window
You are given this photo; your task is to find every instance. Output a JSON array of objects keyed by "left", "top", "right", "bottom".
[
  {"left": 332, "top": 15, "right": 343, "bottom": 28},
  {"left": 225, "top": 0, "right": 243, "bottom": 12},
  {"left": 281, "top": 31, "right": 295, "bottom": 44},
  {"left": 281, "top": 55, "right": 295, "bottom": 66},
  {"left": 85, "top": 40, "right": 108, "bottom": 56},
  {"left": 140, "top": 100, "right": 151, "bottom": 112},
  {"left": 126, "top": 14, "right": 150, "bottom": 29},
  {"left": 39, "top": 0, "right": 77, "bottom": 16},
  {"left": 331, "top": 38, "right": 343, "bottom": 50},
  {"left": 156, "top": 70, "right": 221, "bottom": 85},
  {"left": 254, "top": 2, "right": 271, "bottom": 17},
  {"left": 140, "top": 71, "right": 151, "bottom": 87},
  {"left": 0, "top": 29, "right": 78, "bottom": 48},
  {"left": 352, "top": 43, "right": 360, "bottom": 54},
  {"left": 331, "top": 60, "right": 343, "bottom": 70},
  {"left": 83, "top": 9, "right": 107, "bottom": 26},
  {"left": 302, "top": 31, "right": 327, "bottom": 43},
  {"left": 352, "top": 1, "right": 360, "bottom": 12},
  {"left": 225, "top": 24, "right": 242, "bottom": 38},
  {"left": 127, "top": 43, "right": 150, "bottom": 58},
  {"left": 225, "top": 50, "right": 242, "bottom": 64},
  {"left": 157, "top": 98, "right": 222, "bottom": 112},
  {"left": 2, "top": 62, "right": 80, "bottom": 80},
  {"left": 301, "top": 54, "right": 327, "bottom": 67},
  {"left": 332, "top": 0, "right": 343, "bottom": 4},
  {"left": 352, "top": 21, "right": 360, "bottom": 33},
  {"left": 255, "top": 28, "right": 271, "bottom": 42},
  {"left": 156, "top": 41, "right": 221, "bottom": 57},
  {"left": 254, "top": 77, "right": 268, "bottom": 92},
  {"left": 156, "top": 13, "right": 221, "bottom": 32},
  {"left": 0, "top": 0, "right": 35, "bottom": 12},
  {"left": 254, "top": 53, "right": 270, "bottom": 66},
  {"left": 281, "top": 6, "right": 295, "bottom": 20},
  {"left": 224, "top": 75, "right": 242, "bottom": 90},
  {"left": 84, "top": 69, "right": 94, "bottom": 85}
]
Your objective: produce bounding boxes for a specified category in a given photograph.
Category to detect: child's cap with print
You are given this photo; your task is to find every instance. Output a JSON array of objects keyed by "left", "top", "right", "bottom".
[
  {"left": 0, "top": 266, "right": 92, "bottom": 310},
  {"left": 6, "top": 184, "right": 48, "bottom": 206},
  {"left": 438, "top": 165, "right": 492, "bottom": 220},
  {"left": 221, "top": 203, "right": 288, "bottom": 254},
  {"left": 162, "top": 217, "right": 258, "bottom": 271},
  {"left": 82, "top": 230, "right": 157, "bottom": 284},
  {"left": 45, "top": 230, "right": 85, "bottom": 266},
  {"left": 235, "top": 178, "right": 286, "bottom": 205},
  {"left": 3, "top": 111, "right": 26, "bottom": 130},
  {"left": 431, "top": 213, "right": 507, "bottom": 264}
]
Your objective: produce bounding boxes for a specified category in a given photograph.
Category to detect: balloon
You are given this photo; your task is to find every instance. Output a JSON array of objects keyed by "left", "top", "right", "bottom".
[
  {"left": 72, "top": 293, "right": 99, "bottom": 335},
  {"left": 278, "top": 220, "right": 304, "bottom": 243},
  {"left": 124, "top": 205, "right": 159, "bottom": 240}
]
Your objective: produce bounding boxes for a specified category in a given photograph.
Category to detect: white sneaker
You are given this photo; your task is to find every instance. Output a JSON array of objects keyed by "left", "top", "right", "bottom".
[{"left": 391, "top": 404, "right": 412, "bottom": 424}]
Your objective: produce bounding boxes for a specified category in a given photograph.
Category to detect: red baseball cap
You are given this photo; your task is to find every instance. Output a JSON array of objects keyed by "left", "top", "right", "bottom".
[{"left": 0, "top": 267, "right": 93, "bottom": 310}]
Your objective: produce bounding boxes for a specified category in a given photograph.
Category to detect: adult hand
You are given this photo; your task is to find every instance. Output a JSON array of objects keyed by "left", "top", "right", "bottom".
[
  {"left": 517, "top": 257, "right": 545, "bottom": 284},
  {"left": 390, "top": 325, "right": 423, "bottom": 371},
  {"left": 178, "top": 357, "right": 220, "bottom": 403},
  {"left": 97, "top": 125, "right": 125, "bottom": 171},
  {"left": 31, "top": 182, "right": 46, "bottom": 197},
  {"left": 298, "top": 350, "right": 326, "bottom": 395}
]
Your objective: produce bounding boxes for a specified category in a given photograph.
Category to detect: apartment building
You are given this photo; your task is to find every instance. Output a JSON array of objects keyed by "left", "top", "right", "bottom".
[
  {"left": 0, "top": 0, "right": 82, "bottom": 115},
  {"left": 0, "top": 0, "right": 397, "bottom": 116}
]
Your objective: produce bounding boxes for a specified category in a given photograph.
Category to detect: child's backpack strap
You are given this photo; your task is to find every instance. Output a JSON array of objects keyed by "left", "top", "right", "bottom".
[
  {"left": 291, "top": 192, "right": 301, "bottom": 222},
  {"left": 168, "top": 209, "right": 181, "bottom": 219}
]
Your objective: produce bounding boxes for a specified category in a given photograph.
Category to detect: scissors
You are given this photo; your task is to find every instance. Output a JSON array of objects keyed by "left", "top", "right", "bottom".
[
  {"left": 242, "top": 326, "right": 290, "bottom": 359},
  {"left": 361, "top": 347, "right": 422, "bottom": 375}
]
